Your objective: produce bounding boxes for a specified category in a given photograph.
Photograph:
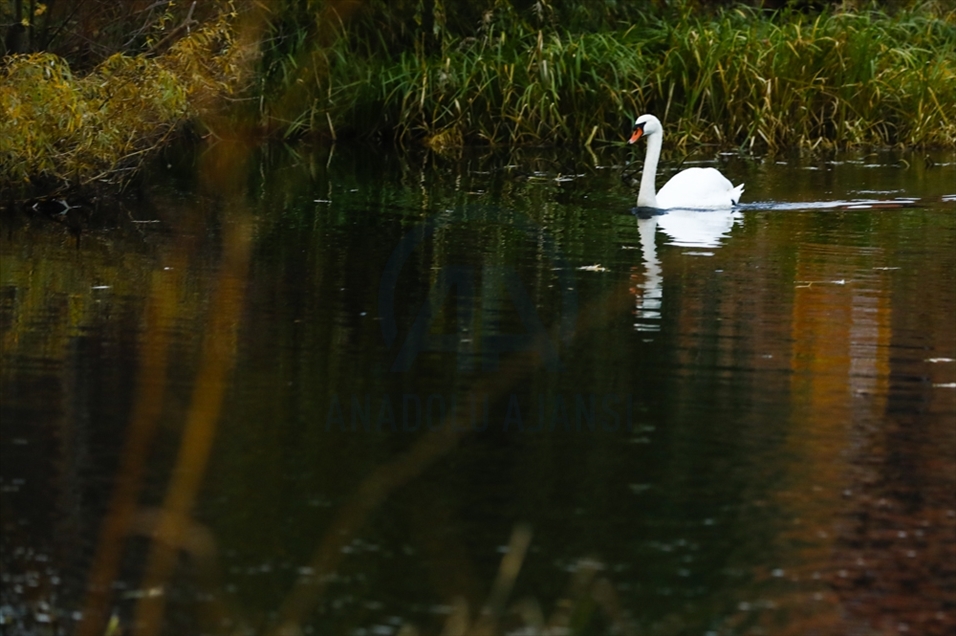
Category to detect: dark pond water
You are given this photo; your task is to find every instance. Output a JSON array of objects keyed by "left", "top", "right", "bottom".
[{"left": 2, "top": 142, "right": 955, "bottom": 636}]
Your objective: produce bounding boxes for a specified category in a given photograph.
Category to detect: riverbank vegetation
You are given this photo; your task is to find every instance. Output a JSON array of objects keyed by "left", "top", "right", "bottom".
[
  {"left": 0, "top": 2, "right": 253, "bottom": 192},
  {"left": 258, "top": 0, "right": 955, "bottom": 149},
  {"left": 1, "top": 0, "right": 954, "bottom": 192}
]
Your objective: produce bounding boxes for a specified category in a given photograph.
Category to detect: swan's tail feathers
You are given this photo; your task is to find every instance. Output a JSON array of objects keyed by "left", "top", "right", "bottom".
[{"left": 731, "top": 183, "right": 745, "bottom": 206}]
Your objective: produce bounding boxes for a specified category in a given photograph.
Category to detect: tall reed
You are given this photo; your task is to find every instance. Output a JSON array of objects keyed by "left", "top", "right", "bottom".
[{"left": 258, "top": 4, "right": 956, "bottom": 149}]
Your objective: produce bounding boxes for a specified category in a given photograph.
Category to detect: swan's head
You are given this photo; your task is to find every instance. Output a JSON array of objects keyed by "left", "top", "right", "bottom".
[{"left": 628, "top": 114, "right": 663, "bottom": 144}]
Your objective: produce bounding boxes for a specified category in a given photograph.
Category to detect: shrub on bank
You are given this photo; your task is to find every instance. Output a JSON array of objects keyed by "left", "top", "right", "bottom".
[
  {"left": 0, "top": 10, "right": 249, "bottom": 189},
  {"left": 0, "top": 53, "right": 187, "bottom": 184}
]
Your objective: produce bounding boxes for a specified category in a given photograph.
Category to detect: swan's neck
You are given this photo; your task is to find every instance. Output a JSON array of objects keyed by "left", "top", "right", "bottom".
[{"left": 638, "top": 133, "right": 662, "bottom": 208}]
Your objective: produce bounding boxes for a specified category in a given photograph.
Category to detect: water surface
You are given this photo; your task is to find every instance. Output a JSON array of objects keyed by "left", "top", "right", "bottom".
[{"left": 2, "top": 143, "right": 954, "bottom": 635}]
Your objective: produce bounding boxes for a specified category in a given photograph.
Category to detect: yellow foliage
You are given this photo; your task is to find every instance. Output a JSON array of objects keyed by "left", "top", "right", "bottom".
[{"left": 0, "top": 7, "right": 252, "bottom": 188}]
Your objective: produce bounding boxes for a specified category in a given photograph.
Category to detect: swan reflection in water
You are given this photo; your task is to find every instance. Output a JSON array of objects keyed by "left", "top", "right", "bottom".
[{"left": 630, "top": 206, "right": 743, "bottom": 332}]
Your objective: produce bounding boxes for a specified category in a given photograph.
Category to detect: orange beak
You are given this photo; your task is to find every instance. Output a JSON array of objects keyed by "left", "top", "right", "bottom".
[{"left": 628, "top": 128, "right": 644, "bottom": 144}]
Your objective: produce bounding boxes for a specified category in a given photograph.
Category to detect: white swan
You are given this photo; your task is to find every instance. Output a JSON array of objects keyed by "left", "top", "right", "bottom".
[{"left": 628, "top": 114, "right": 744, "bottom": 209}]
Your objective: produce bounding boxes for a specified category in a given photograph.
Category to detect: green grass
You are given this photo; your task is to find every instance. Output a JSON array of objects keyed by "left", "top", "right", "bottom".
[{"left": 258, "top": 4, "right": 956, "bottom": 149}]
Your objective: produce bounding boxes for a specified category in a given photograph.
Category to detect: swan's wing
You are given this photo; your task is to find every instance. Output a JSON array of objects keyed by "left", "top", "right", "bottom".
[{"left": 657, "top": 167, "right": 744, "bottom": 209}]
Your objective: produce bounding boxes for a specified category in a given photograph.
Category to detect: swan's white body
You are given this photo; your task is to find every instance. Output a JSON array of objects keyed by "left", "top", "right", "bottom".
[{"left": 629, "top": 114, "right": 744, "bottom": 209}]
